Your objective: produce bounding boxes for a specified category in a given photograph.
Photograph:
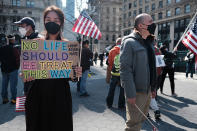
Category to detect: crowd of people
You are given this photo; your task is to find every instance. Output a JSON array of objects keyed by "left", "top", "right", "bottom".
[{"left": 0, "top": 5, "right": 196, "bottom": 131}]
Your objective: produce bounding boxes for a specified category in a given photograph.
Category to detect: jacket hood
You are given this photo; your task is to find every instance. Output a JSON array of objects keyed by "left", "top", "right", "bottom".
[{"left": 111, "top": 45, "right": 120, "bottom": 54}]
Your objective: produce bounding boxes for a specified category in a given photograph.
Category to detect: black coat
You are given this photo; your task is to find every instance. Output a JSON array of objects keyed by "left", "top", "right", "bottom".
[
  {"left": 22, "top": 31, "right": 40, "bottom": 39},
  {"left": 81, "top": 47, "right": 93, "bottom": 72},
  {"left": 0, "top": 44, "right": 20, "bottom": 73}
]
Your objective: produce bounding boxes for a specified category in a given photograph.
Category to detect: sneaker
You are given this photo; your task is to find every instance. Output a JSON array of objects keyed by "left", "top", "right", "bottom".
[
  {"left": 80, "top": 92, "right": 90, "bottom": 97},
  {"left": 172, "top": 93, "right": 177, "bottom": 97},
  {"left": 2, "top": 98, "right": 9, "bottom": 104},
  {"left": 11, "top": 99, "right": 16, "bottom": 104},
  {"left": 147, "top": 113, "right": 151, "bottom": 119},
  {"left": 154, "top": 110, "right": 161, "bottom": 119}
]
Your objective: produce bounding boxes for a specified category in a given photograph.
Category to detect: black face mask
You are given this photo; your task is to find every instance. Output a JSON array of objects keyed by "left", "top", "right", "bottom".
[
  {"left": 147, "top": 23, "right": 156, "bottom": 35},
  {"left": 146, "top": 35, "right": 155, "bottom": 42},
  {"left": 45, "top": 22, "right": 61, "bottom": 35}
]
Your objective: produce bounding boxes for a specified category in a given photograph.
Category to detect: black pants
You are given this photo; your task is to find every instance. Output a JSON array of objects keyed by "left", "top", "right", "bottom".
[
  {"left": 160, "top": 67, "right": 175, "bottom": 94},
  {"left": 24, "top": 81, "right": 34, "bottom": 96},
  {"left": 100, "top": 60, "right": 103, "bottom": 67},
  {"left": 106, "top": 76, "right": 125, "bottom": 107}
]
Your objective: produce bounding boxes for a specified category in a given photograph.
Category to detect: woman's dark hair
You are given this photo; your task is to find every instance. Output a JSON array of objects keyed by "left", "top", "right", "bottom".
[{"left": 43, "top": 5, "right": 65, "bottom": 40}]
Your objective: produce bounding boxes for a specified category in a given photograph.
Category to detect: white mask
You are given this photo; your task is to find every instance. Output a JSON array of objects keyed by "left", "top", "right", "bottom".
[{"left": 19, "top": 27, "right": 27, "bottom": 36}]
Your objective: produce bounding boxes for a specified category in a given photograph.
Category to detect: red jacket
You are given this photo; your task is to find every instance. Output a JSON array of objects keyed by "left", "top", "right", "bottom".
[{"left": 108, "top": 46, "right": 120, "bottom": 71}]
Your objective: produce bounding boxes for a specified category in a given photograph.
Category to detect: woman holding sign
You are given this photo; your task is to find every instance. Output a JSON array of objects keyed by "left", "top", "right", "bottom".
[{"left": 23, "top": 6, "right": 81, "bottom": 131}]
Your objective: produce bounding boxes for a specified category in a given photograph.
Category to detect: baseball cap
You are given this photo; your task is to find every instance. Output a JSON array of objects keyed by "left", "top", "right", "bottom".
[
  {"left": 14, "top": 17, "right": 35, "bottom": 29},
  {"left": 116, "top": 38, "right": 122, "bottom": 45}
]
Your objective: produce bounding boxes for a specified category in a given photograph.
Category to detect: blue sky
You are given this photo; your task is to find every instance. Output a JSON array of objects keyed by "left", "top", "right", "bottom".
[{"left": 62, "top": 0, "right": 88, "bottom": 18}]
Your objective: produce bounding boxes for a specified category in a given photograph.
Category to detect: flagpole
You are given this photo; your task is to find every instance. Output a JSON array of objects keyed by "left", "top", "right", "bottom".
[
  {"left": 173, "top": 10, "right": 197, "bottom": 52},
  {"left": 78, "top": 34, "right": 83, "bottom": 81}
]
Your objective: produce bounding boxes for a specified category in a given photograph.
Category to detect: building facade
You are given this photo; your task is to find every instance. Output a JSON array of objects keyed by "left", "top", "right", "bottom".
[
  {"left": 0, "top": 0, "right": 62, "bottom": 36},
  {"left": 63, "top": 0, "right": 77, "bottom": 41},
  {"left": 88, "top": 0, "right": 122, "bottom": 53},
  {"left": 122, "top": 0, "right": 197, "bottom": 51}
]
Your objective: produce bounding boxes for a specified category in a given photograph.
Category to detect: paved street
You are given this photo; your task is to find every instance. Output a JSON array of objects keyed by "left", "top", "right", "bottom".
[{"left": 0, "top": 62, "right": 197, "bottom": 131}]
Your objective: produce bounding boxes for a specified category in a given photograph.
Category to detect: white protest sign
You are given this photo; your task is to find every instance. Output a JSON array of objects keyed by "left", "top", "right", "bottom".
[{"left": 156, "top": 55, "right": 165, "bottom": 67}]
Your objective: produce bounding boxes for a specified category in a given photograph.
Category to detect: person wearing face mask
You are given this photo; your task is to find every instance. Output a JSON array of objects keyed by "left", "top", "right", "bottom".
[
  {"left": 15, "top": 17, "right": 40, "bottom": 96},
  {"left": 0, "top": 34, "right": 20, "bottom": 104},
  {"left": 15, "top": 17, "right": 40, "bottom": 39},
  {"left": 23, "top": 6, "right": 82, "bottom": 131},
  {"left": 120, "top": 13, "right": 157, "bottom": 131}
]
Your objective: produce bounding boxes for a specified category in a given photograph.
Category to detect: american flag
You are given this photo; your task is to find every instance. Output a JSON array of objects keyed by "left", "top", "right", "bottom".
[
  {"left": 72, "top": 10, "right": 102, "bottom": 40},
  {"left": 182, "top": 16, "right": 197, "bottom": 55},
  {"left": 16, "top": 96, "right": 26, "bottom": 112}
]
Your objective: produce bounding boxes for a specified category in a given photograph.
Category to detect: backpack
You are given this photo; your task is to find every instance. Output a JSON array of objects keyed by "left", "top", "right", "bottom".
[{"left": 111, "top": 54, "right": 120, "bottom": 76}]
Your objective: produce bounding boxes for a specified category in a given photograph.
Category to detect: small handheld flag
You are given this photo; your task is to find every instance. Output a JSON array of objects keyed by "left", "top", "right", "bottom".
[{"left": 16, "top": 96, "right": 26, "bottom": 112}]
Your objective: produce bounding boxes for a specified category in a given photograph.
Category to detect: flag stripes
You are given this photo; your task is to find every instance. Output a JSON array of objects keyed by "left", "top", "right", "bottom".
[
  {"left": 72, "top": 10, "right": 102, "bottom": 40},
  {"left": 16, "top": 96, "right": 26, "bottom": 112},
  {"left": 182, "top": 17, "right": 197, "bottom": 55}
]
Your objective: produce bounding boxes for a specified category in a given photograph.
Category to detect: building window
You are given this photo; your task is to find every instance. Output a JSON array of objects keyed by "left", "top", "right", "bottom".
[
  {"left": 12, "top": 25, "right": 18, "bottom": 31},
  {"left": 106, "top": 25, "right": 109, "bottom": 31},
  {"left": 175, "top": 0, "right": 181, "bottom": 3},
  {"left": 129, "top": 3, "right": 132, "bottom": 9},
  {"left": 166, "top": 10, "right": 171, "bottom": 17},
  {"left": 123, "top": 13, "right": 127, "bottom": 19},
  {"left": 185, "top": 4, "right": 190, "bottom": 13},
  {"left": 27, "top": 11, "right": 32, "bottom": 14},
  {"left": 159, "top": 1, "right": 163, "bottom": 8},
  {"left": 158, "top": 12, "right": 162, "bottom": 19},
  {"left": 112, "top": 35, "right": 115, "bottom": 41},
  {"left": 139, "top": 8, "right": 142, "bottom": 14},
  {"left": 12, "top": 0, "right": 20, "bottom": 6},
  {"left": 166, "top": 0, "right": 171, "bottom": 4},
  {"left": 175, "top": 20, "right": 179, "bottom": 28},
  {"left": 106, "top": 34, "right": 109, "bottom": 41},
  {"left": 152, "top": 3, "right": 155, "bottom": 11},
  {"left": 145, "top": 5, "right": 149, "bottom": 13},
  {"left": 13, "top": 10, "right": 18, "bottom": 13},
  {"left": 128, "top": 12, "right": 131, "bottom": 17},
  {"left": 123, "top": 5, "right": 126, "bottom": 11},
  {"left": 128, "top": 21, "right": 131, "bottom": 27},
  {"left": 113, "top": 24, "right": 116, "bottom": 31},
  {"left": 26, "top": 0, "right": 35, "bottom": 7},
  {"left": 113, "top": 8, "right": 116, "bottom": 14},
  {"left": 151, "top": 14, "right": 155, "bottom": 21},
  {"left": 123, "top": 23, "right": 126, "bottom": 28},
  {"left": 139, "top": 0, "right": 142, "bottom": 6},
  {"left": 185, "top": 18, "right": 190, "bottom": 25},
  {"left": 175, "top": 8, "right": 181, "bottom": 15},
  {"left": 134, "top": 1, "right": 137, "bottom": 7},
  {"left": 180, "top": 19, "right": 184, "bottom": 27},
  {"left": 133, "top": 10, "right": 137, "bottom": 17},
  {"left": 145, "top": 0, "right": 149, "bottom": 3}
]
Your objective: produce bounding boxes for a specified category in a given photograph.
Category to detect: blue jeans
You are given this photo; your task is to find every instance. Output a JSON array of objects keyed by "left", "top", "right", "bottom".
[
  {"left": 186, "top": 62, "right": 194, "bottom": 77},
  {"left": 1, "top": 70, "right": 18, "bottom": 100},
  {"left": 106, "top": 76, "right": 125, "bottom": 107},
  {"left": 80, "top": 70, "right": 89, "bottom": 94}
]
